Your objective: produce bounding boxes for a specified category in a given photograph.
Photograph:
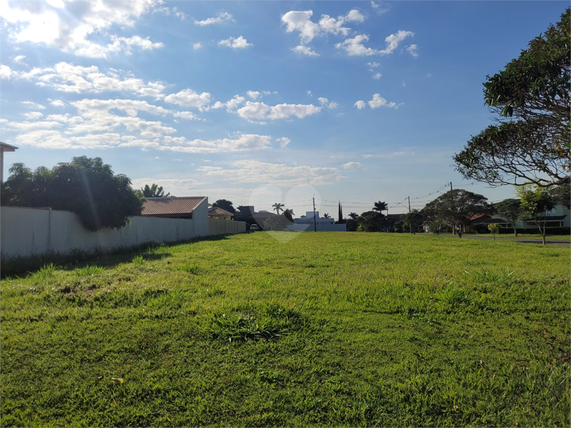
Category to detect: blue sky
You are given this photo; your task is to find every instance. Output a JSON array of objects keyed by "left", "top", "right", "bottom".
[{"left": 0, "top": 1, "right": 567, "bottom": 216}]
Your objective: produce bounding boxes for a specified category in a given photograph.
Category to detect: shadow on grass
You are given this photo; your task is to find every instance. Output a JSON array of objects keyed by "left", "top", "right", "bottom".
[{"left": 1, "top": 234, "right": 235, "bottom": 279}]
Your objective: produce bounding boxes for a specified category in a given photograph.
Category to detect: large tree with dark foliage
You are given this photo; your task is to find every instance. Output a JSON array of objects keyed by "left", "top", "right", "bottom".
[
  {"left": 2, "top": 156, "right": 143, "bottom": 231},
  {"left": 213, "top": 199, "right": 236, "bottom": 214},
  {"left": 517, "top": 185, "right": 556, "bottom": 245},
  {"left": 422, "top": 190, "right": 491, "bottom": 238},
  {"left": 494, "top": 199, "right": 524, "bottom": 237},
  {"left": 454, "top": 8, "right": 570, "bottom": 188}
]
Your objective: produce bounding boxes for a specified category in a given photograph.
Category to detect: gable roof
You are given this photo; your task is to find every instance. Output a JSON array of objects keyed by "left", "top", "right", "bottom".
[
  {"left": 142, "top": 197, "right": 207, "bottom": 216},
  {"left": 208, "top": 206, "right": 234, "bottom": 217},
  {"left": 0, "top": 142, "right": 18, "bottom": 152}
]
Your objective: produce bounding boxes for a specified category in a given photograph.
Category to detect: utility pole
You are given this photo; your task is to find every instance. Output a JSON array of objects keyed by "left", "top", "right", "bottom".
[
  {"left": 407, "top": 196, "right": 412, "bottom": 234},
  {"left": 313, "top": 196, "right": 317, "bottom": 232},
  {"left": 450, "top": 181, "right": 453, "bottom": 192}
]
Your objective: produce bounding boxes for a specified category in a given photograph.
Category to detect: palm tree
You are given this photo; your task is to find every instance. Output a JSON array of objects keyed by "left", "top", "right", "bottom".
[
  {"left": 272, "top": 202, "right": 284, "bottom": 215},
  {"left": 283, "top": 208, "right": 295, "bottom": 222},
  {"left": 373, "top": 201, "right": 388, "bottom": 213},
  {"left": 323, "top": 213, "right": 331, "bottom": 218},
  {"left": 141, "top": 184, "right": 170, "bottom": 198}
]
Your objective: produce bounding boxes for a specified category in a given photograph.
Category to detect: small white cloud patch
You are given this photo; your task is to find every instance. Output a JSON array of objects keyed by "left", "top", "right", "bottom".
[
  {"left": 343, "top": 161, "right": 361, "bottom": 169},
  {"left": 218, "top": 36, "right": 252, "bottom": 49}
]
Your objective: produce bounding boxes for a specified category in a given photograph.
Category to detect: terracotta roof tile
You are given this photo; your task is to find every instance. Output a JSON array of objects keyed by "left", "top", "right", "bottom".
[{"left": 142, "top": 197, "right": 206, "bottom": 216}]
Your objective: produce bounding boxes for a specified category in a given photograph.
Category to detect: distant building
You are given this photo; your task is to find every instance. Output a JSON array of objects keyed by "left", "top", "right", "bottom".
[
  {"left": 0, "top": 142, "right": 18, "bottom": 184},
  {"left": 288, "top": 211, "right": 346, "bottom": 232},
  {"left": 208, "top": 205, "right": 234, "bottom": 220},
  {"left": 142, "top": 196, "right": 207, "bottom": 219}
]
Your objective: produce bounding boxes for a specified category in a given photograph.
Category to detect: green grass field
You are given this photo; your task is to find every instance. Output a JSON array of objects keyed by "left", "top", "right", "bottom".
[{"left": 1, "top": 232, "right": 569, "bottom": 427}]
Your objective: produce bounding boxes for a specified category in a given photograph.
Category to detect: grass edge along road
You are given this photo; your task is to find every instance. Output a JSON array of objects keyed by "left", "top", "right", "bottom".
[{"left": 1, "top": 232, "right": 569, "bottom": 427}]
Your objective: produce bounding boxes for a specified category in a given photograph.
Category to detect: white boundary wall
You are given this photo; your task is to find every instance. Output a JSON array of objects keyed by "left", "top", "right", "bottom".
[
  {"left": 209, "top": 219, "right": 247, "bottom": 236},
  {"left": 1, "top": 202, "right": 245, "bottom": 259}
]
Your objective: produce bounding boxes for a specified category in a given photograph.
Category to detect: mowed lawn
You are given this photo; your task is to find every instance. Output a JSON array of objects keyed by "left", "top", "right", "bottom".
[{"left": 1, "top": 232, "right": 569, "bottom": 427}]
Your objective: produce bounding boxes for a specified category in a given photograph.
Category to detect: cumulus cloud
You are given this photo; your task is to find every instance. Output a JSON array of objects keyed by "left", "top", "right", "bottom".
[
  {"left": 22, "top": 101, "right": 46, "bottom": 110},
  {"left": 14, "top": 55, "right": 26, "bottom": 64},
  {"left": 371, "top": 1, "right": 391, "bottom": 16},
  {"left": 318, "top": 97, "right": 338, "bottom": 109},
  {"left": 247, "top": 91, "right": 261, "bottom": 100},
  {"left": 164, "top": 89, "right": 212, "bottom": 111},
  {"left": 218, "top": 36, "right": 252, "bottom": 49},
  {"left": 406, "top": 44, "right": 418, "bottom": 57},
  {"left": 236, "top": 101, "right": 321, "bottom": 122},
  {"left": 355, "top": 94, "right": 402, "bottom": 110},
  {"left": 24, "top": 111, "right": 44, "bottom": 120},
  {"left": 198, "top": 160, "right": 345, "bottom": 187},
  {"left": 160, "top": 134, "right": 272, "bottom": 153},
  {"left": 49, "top": 99, "right": 65, "bottom": 107},
  {"left": 194, "top": 12, "right": 234, "bottom": 26},
  {"left": 1, "top": 62, "right": 167, "bottom": 98},
  {"left": 277, "top": 137, "right": 291, "bottom": 148},
  {"left": 336, "top": 34, "right": 378, "bottom": 56},
  {"left": 282, "top": 9, "right": 366, "bottom": 56},
  {"left": 372, "top": 72, "right": 382, "bottom": 79},
  {"left": 336, "top": 30, "right": 414, "bottom": 56},
  {"left": 193, "top": 42, "right": 203, "bottom": 50},
  {"left": 106, "top": 36, "right": 164, "bottom": 55},
  {"left": 343, "top": 161, "right": 361, "bottom": 169},
  {"left": 0, "top": 0, "right": 164, "bottom": 58},
  {"left": 292, "top": 45, "right": 319, "bottom": 57}
]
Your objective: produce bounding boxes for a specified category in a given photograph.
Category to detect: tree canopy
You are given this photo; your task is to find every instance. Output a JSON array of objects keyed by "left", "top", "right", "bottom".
[
  {"left": 494, "top": 199, "right": 523, "bottom": 236},
  {"left": 422, "top": 189, "right": 491, "bottom": 238},
  {"left": 516, "top": 185, "right": 556, "bottom": 245},
  {"left": 454, "top": 8, "right": 570, "bottom": 188},
  {"left": 212, "top": 199, "right": 236, "bottom": 214},
  {"left": 141, "top": 184, "right": 170, "bottom": 198},
  {"left": 1, "top": 156, "right": 143, "bottom": 231}
]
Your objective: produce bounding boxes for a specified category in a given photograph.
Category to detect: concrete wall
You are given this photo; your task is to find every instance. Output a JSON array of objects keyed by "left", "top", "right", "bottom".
[
  {"left": 1, "top": 200, "right": 244, "bottom": 259},
  {"left": 287, "top": 223, "right": 347, "bottom": 232},
  {"left": 209, "top": 219, "right": 247, "bottom": 236}
]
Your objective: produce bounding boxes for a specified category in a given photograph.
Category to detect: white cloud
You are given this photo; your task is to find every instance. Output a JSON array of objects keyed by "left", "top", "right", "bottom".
[
  {"left": 49, "top": 99, "right": 65, "bottom": 107},
  {"left": 380, "top": 30, "right": 414, "bottom": 55},
  {"left": 247, "top": 91, "right": 261, "bottom": 100},
  {"left": 336, "top": 34, "right": 378, "bottom": 56},
  {"left": 318, "top": 97, "right": 338, "bottom": 109},
  {"left": 345, "top": 10, "right": 365, "bottom": 23},
  {"left": 106, "top": 36, "right": 164, "bottom": 55},
  {"left": 0, "top": 65, "right": 16, "bottom": 79},
  {"left": 164, "top": 88, "right": 212, "bottom": 111},
  {"left": 218, "top": 36, "right": 252, "bottom": 49},
  {"left": 0, "top": 0, "right": 164, "bottom": 58},
  {"left": 28, "top": 62, "right": 166, "bottom": 98},
  {"left": 343, "top": 161, "right": 361, "bottom": 169},
  {"left": 406, "top": 44, "right": 419, "bottom": 57},
  {"left": 368, "top": 93, "right": 400, "bottom": 109},
  {"left": 198, "top": 160, "right": 345, "bottom": 187},
  {"left": 292, "top": 45, "right": 319, "bottom": 57},
  {"left": 194, "top": 12, "right": 234, "bottom": 26},
  {"left": 282, "top": 9, "right": 366, "bottom": 46},
  {"left": 336, "top": 30, "right": 414, "bottom": 56},
  {"left": 368, "top": 62, "right": 380, "bottom": 68},
  {"left": 354, "top": 100, "right": 366, "bottom": 109},
  {"left": 161, "top": 134, "right": 272, "bottom": 153},
  {"left": 193, "top": 42, "right": 203, "bottom": 50},
  {"left": 14, "top": 55, "right": 26, "bottom": 64},
  {"left": 236, "top": 101, "right": 321, "bottom": 122},
  {"left": 277, "top": 137, "right": 291, "bottom": 148},
  {"left": 372, "top": 72, "right": 382, "bottom": 79},
  {"left": 23, "top": 111, "right": 44, "bottom": 120},
  {"left": 371, "top": 2, "right": 391, "bottom": 16},
  {"left": 22, "top": 101, "right": 46, "bottom": 110}
]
